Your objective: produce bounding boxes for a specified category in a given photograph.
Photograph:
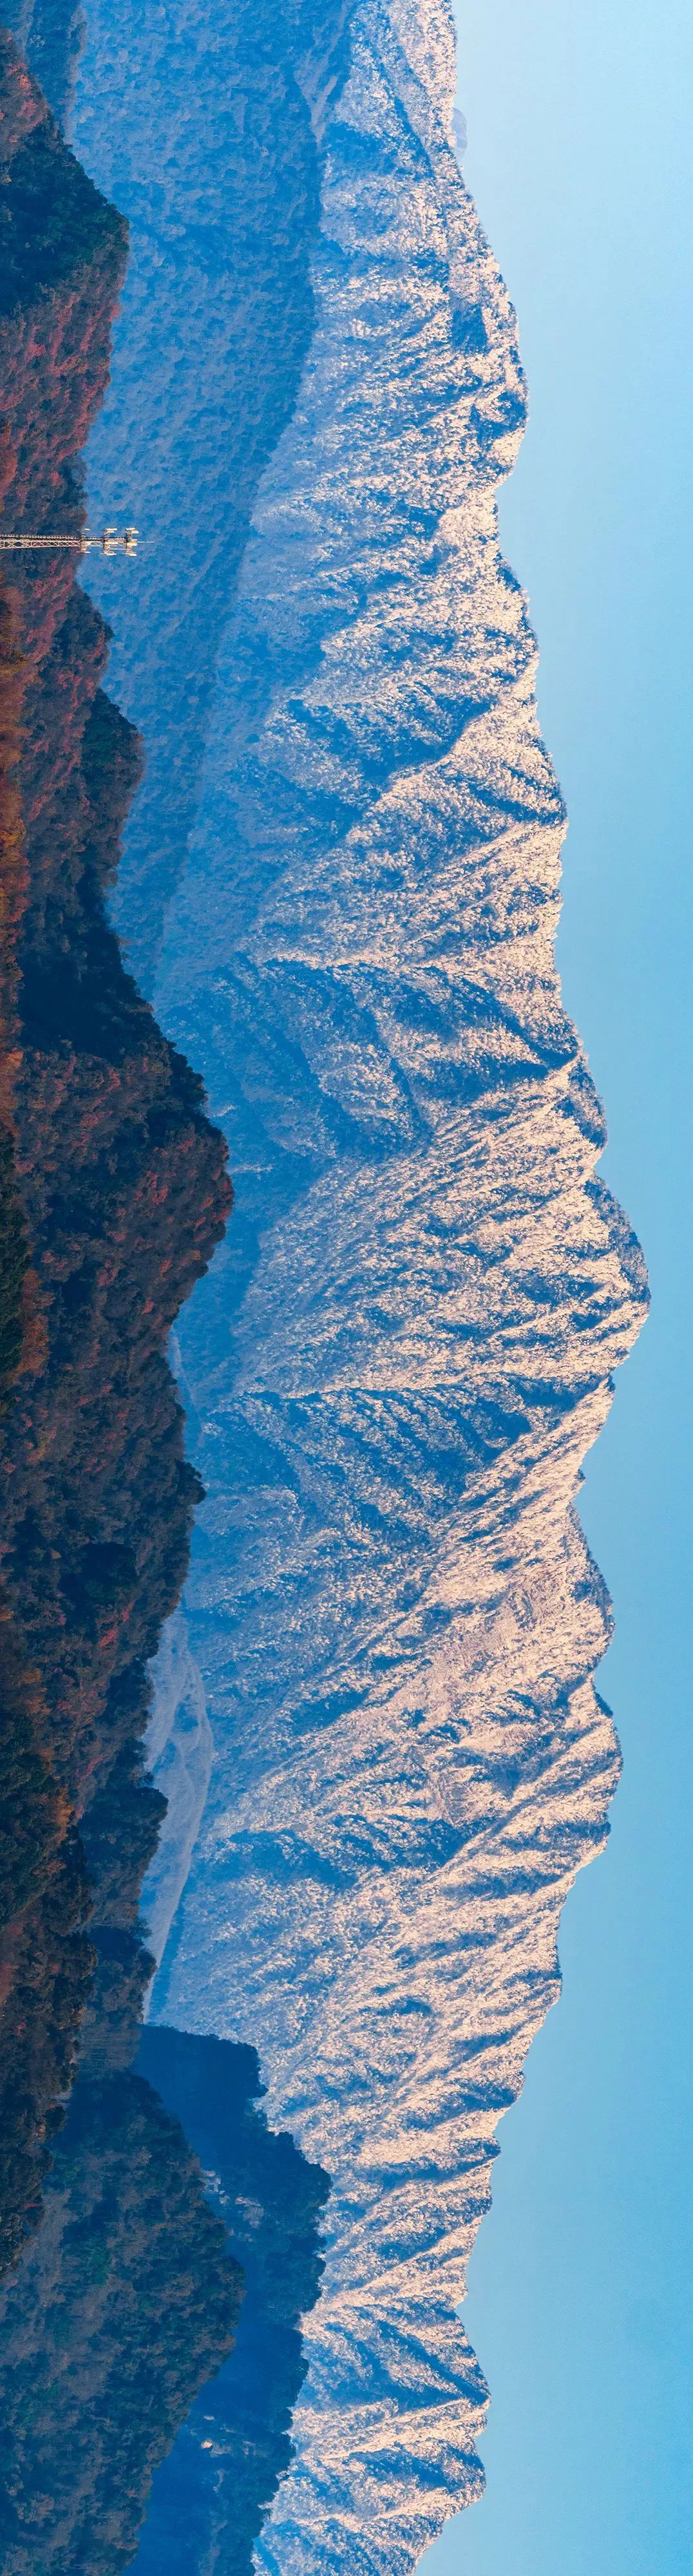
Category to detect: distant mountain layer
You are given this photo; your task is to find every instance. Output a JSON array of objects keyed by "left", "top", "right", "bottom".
[
  {"left": 0, "top": 44, "right": 339, "bottom": 2576},
  {"left": 133, "top": 2029, "right": 328, "bottom": 2576},
  {"left": 0, "top": 27, "right": 231, "bottom": 2249},
  {"left": 63, "top": 0, "right": 352, "bottom": 990},
  {"left": 131, "top": 0, "right": 649, "bottom": 2566},
  {"left": 0, "top": 2061, "right": 242, "bottom": 2576}
]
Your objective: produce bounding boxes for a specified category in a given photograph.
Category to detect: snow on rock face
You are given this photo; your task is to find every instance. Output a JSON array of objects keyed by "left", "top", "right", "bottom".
[{"left": 147, "top": 1, "right": 647, "bottom": 2566}]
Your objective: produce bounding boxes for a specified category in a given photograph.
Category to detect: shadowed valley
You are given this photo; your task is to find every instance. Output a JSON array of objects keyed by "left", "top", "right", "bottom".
[{"left": 0, "top": 35, "right": 328, "bottom": 2573}]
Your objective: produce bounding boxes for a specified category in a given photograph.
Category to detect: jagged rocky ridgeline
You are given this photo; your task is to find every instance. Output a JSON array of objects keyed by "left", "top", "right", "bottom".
[
  {"left": 133, "top": 0, "right": 649, "bottom": 2566},
  {"left": 0, "top": 1, "right": 649, "bottom": 2566}
]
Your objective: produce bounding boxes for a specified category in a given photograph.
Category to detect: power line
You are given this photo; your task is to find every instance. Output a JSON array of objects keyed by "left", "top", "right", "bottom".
[{"left": 0, "top": 526, "right": 138, "bottom": 556}]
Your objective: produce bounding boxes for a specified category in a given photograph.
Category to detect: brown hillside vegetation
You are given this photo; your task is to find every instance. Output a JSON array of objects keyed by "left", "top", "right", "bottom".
[{"left": 0, "top": 28, "right": 231, "bottom": 2258}]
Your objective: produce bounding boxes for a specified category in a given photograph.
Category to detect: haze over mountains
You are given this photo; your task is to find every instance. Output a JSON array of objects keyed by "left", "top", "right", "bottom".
[
  {"left": 66, "top": 0, "right": 352, "bottom": 987},
  {"left": 0, "top": 26, "right": 231, "bottom": 2213},
  {"left": 0, "top": 36, "right": 332, "bottom": 2570}
]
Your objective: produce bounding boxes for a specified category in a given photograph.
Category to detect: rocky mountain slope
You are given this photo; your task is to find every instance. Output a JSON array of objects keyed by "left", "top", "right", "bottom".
[{"left": 140, "top": 1, "right": 649, "bottom": 2566}]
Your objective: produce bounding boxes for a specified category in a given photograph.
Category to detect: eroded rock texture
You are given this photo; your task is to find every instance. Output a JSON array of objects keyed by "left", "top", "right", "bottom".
[{"left": 142, "top": 0, "right": 649, "bottom": 2566}]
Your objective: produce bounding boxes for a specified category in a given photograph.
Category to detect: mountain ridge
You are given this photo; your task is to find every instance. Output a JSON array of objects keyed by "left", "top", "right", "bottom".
[{"left": 142, "top": 0, "right": 647, "bottom": 2564}]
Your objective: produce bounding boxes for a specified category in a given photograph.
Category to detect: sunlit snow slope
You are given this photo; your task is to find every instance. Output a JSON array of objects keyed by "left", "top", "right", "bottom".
[{"left": 137, "top": 0, "right": 647, "bottom": 2566}]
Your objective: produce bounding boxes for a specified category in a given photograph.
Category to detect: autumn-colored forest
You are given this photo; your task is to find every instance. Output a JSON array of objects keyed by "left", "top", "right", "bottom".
[{"left": 0, "top": 25, "right": 231, "bottom": 2261}]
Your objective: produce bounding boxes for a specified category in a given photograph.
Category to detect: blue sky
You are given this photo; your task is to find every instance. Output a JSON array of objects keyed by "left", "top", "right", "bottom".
[{"left": 424, "top": 2, "right": 693, "bottom": 2570}]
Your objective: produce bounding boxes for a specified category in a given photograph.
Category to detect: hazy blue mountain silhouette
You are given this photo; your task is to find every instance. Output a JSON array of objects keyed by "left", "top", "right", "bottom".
[
  {"left": 0, "top": 2028, "right": 328, "bottom": 2576},
  {"left": 0, "top": 2062, "right": 242, "bottom": 2576},
  {"left": 3, "top": 0, "right": 85, "bottom": 129},
  {"left": 0, "top": 29, "right": 229, "bottom": 2230},
  {"left": 55, "top": 0, "right": 352, "bottom": 990},
  {"left": 0, "top": 46, "right": 329, "bottom": 2576},
  {"left": 133, "top": 2029, "right": 328, "bottom": 2576}
]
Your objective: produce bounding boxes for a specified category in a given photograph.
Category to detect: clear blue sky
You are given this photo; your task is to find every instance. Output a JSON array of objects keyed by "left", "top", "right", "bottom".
[{"left": 424, "top": 3, "right": 693, "bottom": 2571}]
